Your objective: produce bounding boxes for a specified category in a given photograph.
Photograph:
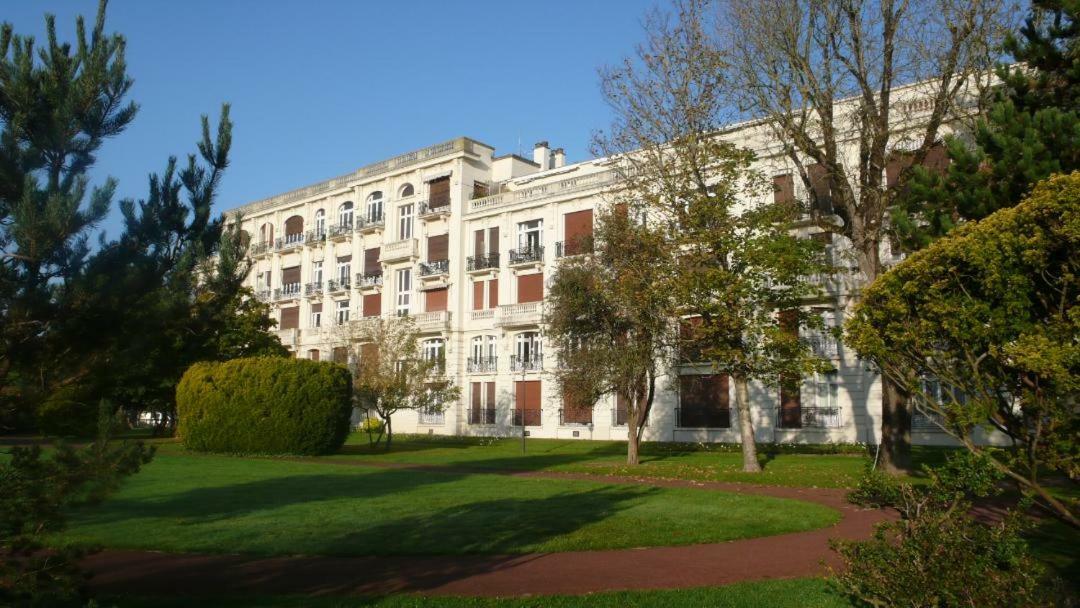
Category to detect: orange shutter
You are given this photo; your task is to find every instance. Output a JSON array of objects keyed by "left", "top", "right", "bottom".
[
  {"left": 473, "top": 280, "right": 485, "bottom": 311},
  {"left": 363, "top": 293, "right": 381, "bottom": 317},
  {"left": 284, "top": 215, "right": 304, "bottom": 236},
  {"left": 307, "top": 349, "right": 320, "bottom": 361},
  {"left": 517, "top": 273, "right": 543, "bottom": 303},
  {"left": 563, "top": 209, "right": 593, "bottom": 255},
  {"left": 332, "top": 347, "right": 348, "bottom": 364},
  {"left": 471, "top": 382, "right": 482, "bottom": 413},
  {"left": 489, "top": 278, "right": 499, "bottom": 308},
  {"left": 807, "top": 163, "right": 832, "bottom": 213},
  {"left": 364, "top": 248, "right": 381, "bottom": 275},
  {"left": 427, "top": 234, "right": 449, "bottom": 261},
  {"left": 474, "top": 229, "right": 485, "bottom": 256},
  {"left": 425, "top": 287, "right": 448, "bottom": 312},
  {"left": 773, "top": 174, "right": 795, "bottom": 206},
  {"left": 486, "top": 382, "right": 496, "bottom": 409},
  {"left": 310, "top": 303, "right": 322, "bottom": 313},
  {"left": 279, "top": 306, "right": 299, "bottom": 329},
  {"left": 487, "top": 227, "right": 499, "bottom": 255},
  {"left": 281, "top": 266, "right": 301, "bottom": 285},
  {"left": 428, "top": 176, "right": 451, "bottom": 208}
]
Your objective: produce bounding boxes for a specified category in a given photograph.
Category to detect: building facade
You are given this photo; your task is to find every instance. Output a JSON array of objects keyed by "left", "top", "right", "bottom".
[{"left": 228, "top": 94, "right": 997, "bottom": 447}]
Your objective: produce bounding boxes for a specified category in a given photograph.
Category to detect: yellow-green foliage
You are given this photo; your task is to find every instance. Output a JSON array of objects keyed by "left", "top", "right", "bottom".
[{"left": 177, "top": 357, "right": 353, "bottom": 455}]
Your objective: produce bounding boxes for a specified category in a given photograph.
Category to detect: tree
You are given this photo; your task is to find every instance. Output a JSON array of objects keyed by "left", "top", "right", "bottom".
[
  {"left": 596, "top": 0, "right": 830, "bottom": 472},
  {"left": 847, "top": 173, "right": 1079, "bottom": 528},
  {"left": 894, "top": 0, "right": 1080, "bottom": 248},
  {"left": 347, "top": 316, "right": 459, "bottom": 449},
  {"left": 546, "top": 205, "right": 674, "bottom": 465},
  {"left": 719, "top": 0, "right": 1016, "bottom": 473}
]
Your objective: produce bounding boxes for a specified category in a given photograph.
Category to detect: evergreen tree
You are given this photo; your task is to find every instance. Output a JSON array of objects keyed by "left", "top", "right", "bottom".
[{"left": 894, "top": 0, "right": 1080, "bottom": 248}]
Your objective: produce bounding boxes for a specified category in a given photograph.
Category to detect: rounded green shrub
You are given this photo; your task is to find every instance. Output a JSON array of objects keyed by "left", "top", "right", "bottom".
[{"left": 177, "top": 357, "right": 352, "bottom": 455}]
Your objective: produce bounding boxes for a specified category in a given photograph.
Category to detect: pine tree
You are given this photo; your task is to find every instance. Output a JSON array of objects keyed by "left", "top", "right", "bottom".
[{"left": 893, "top": 0, "right": 1080, "bottom": 249}]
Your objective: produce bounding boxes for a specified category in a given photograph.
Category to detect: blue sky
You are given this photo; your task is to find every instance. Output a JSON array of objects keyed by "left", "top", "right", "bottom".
[{"left": 5, "top": 0, "right": 658, "bottom": 237}]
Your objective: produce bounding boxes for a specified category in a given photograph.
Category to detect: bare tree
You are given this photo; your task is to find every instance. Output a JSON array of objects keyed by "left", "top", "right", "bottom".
[
  {"left": 718, "top": 0, "right": 1015, "bottom": 472},
  {"left": 596, "top": 0, "right": 830, "bottom": 472}
]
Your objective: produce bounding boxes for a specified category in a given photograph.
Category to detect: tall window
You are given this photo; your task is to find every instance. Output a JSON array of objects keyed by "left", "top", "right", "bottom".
[
  {"left": 312, "top": 260, "right": 323, "bottom": 284},
  {"left": 337, "top": 259, "right": 350, "bottom": 285},
  {"left": 517, "top": 219, "right": 542, "bottom": 251},
  {"left": 515, "top": 332, "right": 541, "bottom": 362},
  {"left": 422, "top": 338, "right": 445, "bottom": 370},
  {"left": 470, "top": 335, "right": 498, "bottom": 370},
  {"left": 314, "top": 209, "right": 326, "bottom": 235},
  {"left": 338, "top": 201, "right": 354, "bottom": 228},
  {"left": 336, "top": 300, "right": 350, "bottom": 325},
  {"left": 311, "top": 306, "right": 322, "bottom": 328},
  {"left": 398, "top": 204, "right": 414, "bottom": 239},
  {"left": 395, "top": 268, "right": 412, "bottom": 316},
  {"left": 366, "top": 191, "right": 383, "bottom": 222}
]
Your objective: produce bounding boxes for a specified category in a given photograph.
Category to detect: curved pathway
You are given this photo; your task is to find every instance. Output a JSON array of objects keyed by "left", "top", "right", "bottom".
[{"left": 80, "top": 462, "right": 893, "bottom": 598}]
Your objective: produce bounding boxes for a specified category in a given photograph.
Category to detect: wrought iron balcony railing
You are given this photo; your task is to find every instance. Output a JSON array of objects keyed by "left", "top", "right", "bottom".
[
  {"left": 355, "top": 273, "right": 383, "bottom": 288},
  {"left": 675, "top": 407, "right": 731, "bottom": 429},
  {"left": 273, "top": 283, "right": 302, "bottom": 300},
  {"left": 418, "top": 259, "right": 450, "bottom": 277},
  {"left": 304, "top": 282, "right": 323, "bottom": 296},
  {"left": 466, "top": 357, "right": 497, "bottom": 373},
  {"left": 512, "top": 408, "right": 541, "bottom": 427},
  {"left": 508, "top": 245, "right": 544, "bottom": 265},
  {"left": 468, "top": 407, "right": 497, "bottom": 425},
  {"left": 466, "top": 253, "right": 499, "bottom": 271},
  {"left": 326, "top": 278, "right": 350, "bottom": 292},
  {"left": 776, "top": 406, "right": 842, "bottom": 429},
  {"left": 559, "top": 408, "right": 593, "bottom": 426},
  {"left": 509, "top": 354, "right": 543, "bottom": 372},
  {"left": 328, "top": 223, "right": 352, "bottom": 238}
]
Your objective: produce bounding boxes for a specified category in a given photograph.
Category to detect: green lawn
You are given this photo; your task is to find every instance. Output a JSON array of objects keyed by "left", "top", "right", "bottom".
[
  {"left": 105, "top": 578, "right": 853, "bottom": 608},
  {"left": 51, "top": 450, "right": 839, "bottom": 557},
  {"left": 313, "top": 433, "right": 946, "bottom": 488}
]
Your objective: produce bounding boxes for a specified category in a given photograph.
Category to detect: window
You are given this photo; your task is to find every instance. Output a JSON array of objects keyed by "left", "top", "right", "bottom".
[
  {"left": 398, "top": 204, "right": 414, "bottom": 239},
  {"left": 310, "top": 303, "right": 322, "bottom": 328},
  {"left": 337, "top": 258, "right": 351, "bottom": 285},
  {"left": 283, "top": 215, "right": 304, "bottom": 243},
  {"left": 395, "top": 268, "right": 412, "bottom": 316},
  {"left": 815, "top": 372, "right": 839, "bottom": 409},
  {"left": 259, "top": 222, "right": 273, "bottom": 244},
  {"left": 307, "top": 349, "right": 320, "bottom": 361},
  {"left": 399, "top": 183, "right": 414, "bottom": 198},
  {"left": 678, "top": 374, "right": 730, "bottom": 428},
  {"left": 517, "top": 219, "right": 542, "bottom": 251},
  {"left": 422, "top": 338, "right": 445, "bottom": 370},
  {"left": 512, "top": 332, "right": 542, "bottom": 371},
  {"left": 336, "top": 300, "right": 350, "bottom": 325},
  {"left": 469, "top": 335, "right": 497, "bottom": 372},
  {"left": 312, "top": 260, "right": 323, "bottom": 284},
  {"left": 338, "top": 201, "right": 354, "bottom": 228},
  {"left": 314, "top": 209, "right": 326, "bottom": 236},
  {"left": 366, "top": 191, "right": 383, "bottom": 222},
  {"left": 257, "top": 270, "right": 271, "bottom": 291},
  {"left": 469, "top": 381, "right": 497, "bottom": 424}
]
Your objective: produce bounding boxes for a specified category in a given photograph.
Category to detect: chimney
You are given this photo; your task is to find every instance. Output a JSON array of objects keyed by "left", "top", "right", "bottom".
[
  {"left": 553, "top": 148, "right": 566, "bottom": 168},
  {"left": 533, "top": 141, "right": 550, "bottom": 170}
]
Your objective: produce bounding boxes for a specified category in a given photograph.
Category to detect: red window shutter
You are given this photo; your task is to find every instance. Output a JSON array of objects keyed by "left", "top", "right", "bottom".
[
  {"left": 885, "top": 152, "right": 913, "bottom": 188},
  {"left": 281, "top": 266, "right": 301, "bottom": 285},
  {"left": 310, "top": 303, "right": 322, "bottom": 313},
  {"left": 473, "top": 281, "right": 485, "bottom": 311},
  {"left": 279, "top": 306, "right": 299, "bottom": 329},
  {"left": 364, "top": 248, "right": 381, "bottom": 275},
  {"left": 308, "top": 349, "right": 320, "bottom": 361},
  {"left": 474, "top": 229, "right": 485, "bottom": 256},
  {"left": 923, "top": 143, "right": 949, "bottom": 175},
  {"left": 284, "top": 215, "right": 304, "bottom": 236},
  {"left": 489, "top": 278, "right": 499, "bottom": 308},
  {"left": 363, "top": 293, "right": 381, "bottom": 317},
  {"left": 517, "top": 273, "right": 543, "bottom": 303},
  {"left": 471, "top": 382, "right": 482, "bottom": 413},
  {"left": 427, "top": 234, "right": 449, "bottom": 261},
  {"left": 779, "top": 309, "right": 798, "bottom": 335},
  {"left": 562, "top": 386, "right": 593, "bottom": 424},
  {"left": 486, "top": 382, "right": 495, "bottom": 409},
  {"left": 773, "top": 174, "right": 795, "bottom": 206},
  {"left": 428, "top": 176, "right": 451, "bottom": 208},
  {"left": 332, "top": 347, "right": 348, "bottom": 364},
  {"left": 487, "top": 227, "right": 499, "bottom": 255},
  {"left": 337, "top": 255, "right": 352, "bottom": 264},
  {"left": 563, "top": 209, "right": 593, "bottom": 256},
  {"left": 360, "top": 343, "right": 378, "bottom": 364},
  {"left": 425, "top": 287, "right": 448, "bottom": 312},
  {"left": 711, "top": 374, "right": 730, "bottom": 409},
  {"left": 807, "top": 163, "right": 832, "bottom": 213}
]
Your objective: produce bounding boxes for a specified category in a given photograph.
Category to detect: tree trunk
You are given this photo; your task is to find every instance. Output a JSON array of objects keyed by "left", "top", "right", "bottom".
[
  {"left": 879, "top": 374, "right": 912, "bottom": 473},
  {"left": 383, "top": 413, "right": 393, "bottom": 450},
  {"left": 627, "top": 419, "right": 641, "bottom": 465},
  {"left": 734, "top": 374, "right": 760, "bottom": 473}
]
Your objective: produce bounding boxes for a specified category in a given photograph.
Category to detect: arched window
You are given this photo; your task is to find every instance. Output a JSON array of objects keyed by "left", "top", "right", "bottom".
[
  {"left": 284, "top": 215, "right": 304, "bottom": 244},
  {"left": 259, "top": 222, "right": 273, "bottom": 244},
  {"left": 399, "top": 183, "right": 414, "bottom": 198},
  {"left": 237, "top": 229, "right": 251, "bottom": 249},
  {"left": 366, "top": 191, "right": 384, "bottom": 223},
  {"left": 337, "top": 201, "right": 354, "bottom": 228},
  {"left": 513, "top": 332, "right": 542, "bottom": 371},
  {"left": 314, "top": 209, "right": 326, "bottom": 236}
]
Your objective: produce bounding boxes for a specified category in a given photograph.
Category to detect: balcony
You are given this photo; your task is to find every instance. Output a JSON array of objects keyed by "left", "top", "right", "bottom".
[
  {"left": 418, "top": 259, "right": 450, "bottom": 279},
  {"left": 417, "top": 408, "right": 445, "bottom": 426},
  {"left": 470, "top": 309, "right": 496, "bottom": 322},
  {"left": 304, "top": 282, "right": 323, "bottom": 297},
  {"left": 508, "top": 245, "right": 544, "bottom": 267},
  {"left": 250, "top": 242, "right": 272, "bottom": 258},
  {"left": 807, "top": 333, "right": 840, "bottom": 358},
  {"left": 328, "top": 223, "right": 352, "bottom": 240},
  {"left": 355, "top": 273, "right": 383, "bottom": 291},
  {"left": 468, "top": 407, "right": 496, "bottom": 425},
  {"left": 512, "top": 408, "right": 541, "bottom": 427},
  {"left": 675, "top": 407, "right": 731, "bottom": 429},
  {"left": 326, "top": 278, "right": 350, "bottom": 293},
  {"left": 305, "top": 229, "right": 326, "bottom": 246},
  {"left": 466, "top": 356, "right": 497, "bottom": 374},
  {"left": 496, "top": 302, "right": 543, "bottom": 328},
  {"left": 509, "top": 354, "right": 543, "bottom": 373},
  {"left": 776, "top": 406, "right": 843, "bottom": 429},
  {"left": 275, "top": 328, "right": 299, "bottom": 346},
  {"left": 554, "top": 241, "right": 592, "bottom": 258},
  {"left": 273, "top": 283, "right": 302, "bottom": 301},
  {"left": 356, "top": 213, "right": 385, "bottom": 234},
  {"left": 413, "top": 310, "right": 451, "bottom": 333},
  {"left": 380, "top": 238, "right": 418, "bottom": 263},
  {"left": 559, "top": 408, "right": 593, "bottom": 426},
  {"left": 418, "top": 199, "right": 451, "bottom": 220},
  {"left": 466, "top": 253, "right": 499, "bottom": 272},
  {"left": 255, "top": 289, "right": 271, "bottom": 302},
  {"left": 276, "top": 233, "right": 305, "bottom": 252},
  {"left": 912, "top": 410, "right": 947, "bottom": 432}
]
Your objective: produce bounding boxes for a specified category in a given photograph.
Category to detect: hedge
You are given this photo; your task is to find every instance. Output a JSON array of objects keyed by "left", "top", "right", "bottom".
[{"left": 177, "top": 357, "right": 353, "bottom": 455}]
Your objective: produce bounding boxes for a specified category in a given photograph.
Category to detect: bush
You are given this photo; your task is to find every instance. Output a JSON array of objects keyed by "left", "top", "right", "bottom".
[
  {"left": 35, "top": 385, "right": 101, "bottom": 438},
  {"left": 177, "top": 357, "right": 352, "bottom": 455}
]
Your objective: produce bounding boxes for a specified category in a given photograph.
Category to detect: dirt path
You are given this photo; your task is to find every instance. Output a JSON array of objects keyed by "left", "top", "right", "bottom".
[{"left": 80, "top": 462, "right": 892, "bottom": 598}]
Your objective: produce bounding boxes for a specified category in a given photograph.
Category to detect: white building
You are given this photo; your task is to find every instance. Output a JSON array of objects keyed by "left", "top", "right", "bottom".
[{"left": 227, "top": 92, "right": 995, "bottom": 447}]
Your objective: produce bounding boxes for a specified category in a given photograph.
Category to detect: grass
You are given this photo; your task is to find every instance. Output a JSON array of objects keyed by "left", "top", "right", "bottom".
[
  {"left": 50, "top": 450, "right": 839, "bottom": 557},
  {"left": 314, "top": 433, "right": 949, "bottom": 488},
  {"left": 104, "top": 578, "right": 854, "bottom": 608}
]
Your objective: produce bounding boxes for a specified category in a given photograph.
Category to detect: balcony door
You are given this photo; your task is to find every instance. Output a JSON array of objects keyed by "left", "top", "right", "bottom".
[
  {"left": 398, "top": 204, "right": 414, "bottom": 239},
  {"left": 517, "top": 219, "right": 542, "bottom": 251}
]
